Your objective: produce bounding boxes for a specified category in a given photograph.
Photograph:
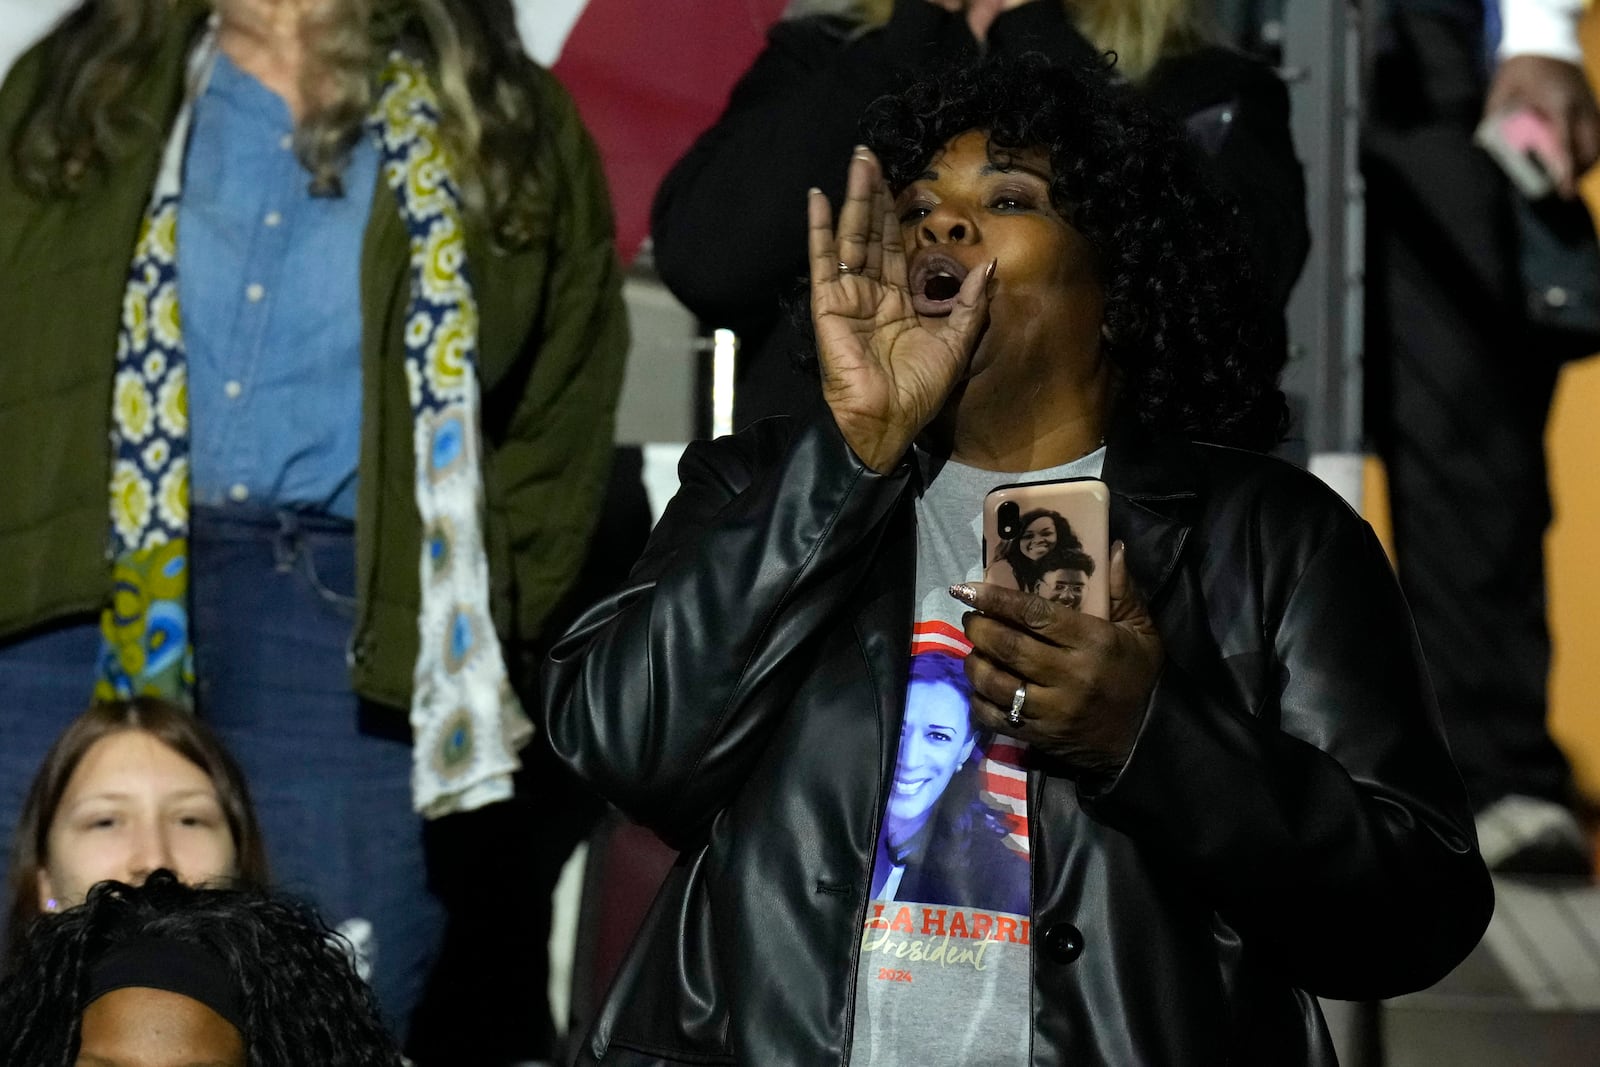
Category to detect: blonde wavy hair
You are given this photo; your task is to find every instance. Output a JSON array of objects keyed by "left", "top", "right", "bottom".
[
  {"left": 852, "top": 0, "right": 1203, "bottom": 80},
  {"left": 12, "top": 0, "right": 550, "bottom": 248}
]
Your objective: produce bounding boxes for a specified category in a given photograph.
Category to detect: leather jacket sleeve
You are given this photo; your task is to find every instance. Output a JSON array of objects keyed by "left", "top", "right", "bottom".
[
  {"left": 542, "top": 416, "right": 910, "bottom": 847},
  {"left": 1083, "top": 469, "right": 1493, "bottom": 999}
]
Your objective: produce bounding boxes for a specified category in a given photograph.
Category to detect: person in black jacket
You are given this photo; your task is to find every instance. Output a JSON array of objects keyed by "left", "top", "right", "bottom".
[
  {"left": 1366, "top": 0, "right": 1599, "bottom": 874},
  {"left": 651, "top": 0, "right": 1308, "bottom": 428},
  {"left": 545, "top": 56, "right": 1489, "bottom": 1066}
]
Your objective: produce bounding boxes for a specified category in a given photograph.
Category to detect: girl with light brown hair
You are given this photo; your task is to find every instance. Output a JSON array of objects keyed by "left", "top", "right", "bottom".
[{"left": 3, "top": 698, "right": 268, "bottom": 964}]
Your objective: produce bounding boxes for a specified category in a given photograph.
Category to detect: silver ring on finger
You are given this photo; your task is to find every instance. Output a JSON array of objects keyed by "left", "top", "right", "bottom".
[
  {"left": 1007, "top": 684, "right": 1027, "bottom": 727},
  {"left": 837, "top": 261, "right": 861, "bottom": 275}
]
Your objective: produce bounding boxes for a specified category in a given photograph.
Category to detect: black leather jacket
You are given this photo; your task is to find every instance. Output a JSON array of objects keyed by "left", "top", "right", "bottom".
[{"left": 544, "top": 415, "right": 1493, "bottom": 1066}]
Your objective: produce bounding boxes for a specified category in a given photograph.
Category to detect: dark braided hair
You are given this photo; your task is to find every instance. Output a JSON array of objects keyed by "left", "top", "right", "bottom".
[
  {"left": 862, "top": 54, "right": 1288, "bottom": 451},
  {"left": 0, "top": 872, "right": 402, "bottom": 1067}
]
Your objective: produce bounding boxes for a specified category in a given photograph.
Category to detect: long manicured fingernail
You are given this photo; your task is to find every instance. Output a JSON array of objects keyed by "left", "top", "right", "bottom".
[
  {"left": 984, "top": 259, "right": 997, "bottom": 281},
  {"left": 852, "top": 144, "right": 872, "bottom": 159},
  {"left": 949, "top": 583, "right": 977, "bottom": 605}
]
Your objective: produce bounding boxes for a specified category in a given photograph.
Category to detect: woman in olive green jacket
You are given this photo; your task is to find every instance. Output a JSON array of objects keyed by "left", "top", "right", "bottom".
[{"left": 0, "top": 0, "right": 627, "bottom": 1050}]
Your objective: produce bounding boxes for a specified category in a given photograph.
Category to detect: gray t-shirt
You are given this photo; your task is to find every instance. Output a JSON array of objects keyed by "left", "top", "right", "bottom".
[{"left": 847, "top": 446, "right": 1105, "bottom": 1067}]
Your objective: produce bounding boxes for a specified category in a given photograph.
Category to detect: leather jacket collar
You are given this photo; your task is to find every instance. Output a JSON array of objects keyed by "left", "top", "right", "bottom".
[{"left": 1103, "top": 425, "right": 1203, "bottom": 608}]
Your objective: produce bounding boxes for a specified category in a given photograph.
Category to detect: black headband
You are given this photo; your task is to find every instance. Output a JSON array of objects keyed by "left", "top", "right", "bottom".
[{"left": 84, "top": 936, "right": 247, "bottom": 1036}]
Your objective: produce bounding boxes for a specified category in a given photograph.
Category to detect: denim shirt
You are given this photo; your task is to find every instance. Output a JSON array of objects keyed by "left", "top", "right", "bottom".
[{"left": 179, "top": 52, "right": 377, "bottom": 519}]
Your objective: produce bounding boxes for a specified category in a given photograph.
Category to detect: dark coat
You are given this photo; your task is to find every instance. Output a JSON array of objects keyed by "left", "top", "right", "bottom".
[{"left": 543, "top": 414, "right": 1493, "bottom": 1066}]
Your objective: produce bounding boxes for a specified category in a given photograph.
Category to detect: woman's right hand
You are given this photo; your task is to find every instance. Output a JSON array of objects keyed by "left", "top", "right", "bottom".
[{"left": 808, "top": 148, "right": 992, "bottom": 473}]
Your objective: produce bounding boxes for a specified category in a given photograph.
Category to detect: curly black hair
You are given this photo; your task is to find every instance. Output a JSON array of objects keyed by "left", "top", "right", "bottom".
[
  {"left": 862, "top": 54, "right": 1287, "bottom": 451},
  {"left": 0, "top": 872, "right": 402, "bottom": 1067}
]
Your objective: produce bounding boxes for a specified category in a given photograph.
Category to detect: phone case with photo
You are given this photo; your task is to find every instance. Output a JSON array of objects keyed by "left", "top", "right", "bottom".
[{"left": 982, "top": 478, "right": 1110, "bottom": 618}]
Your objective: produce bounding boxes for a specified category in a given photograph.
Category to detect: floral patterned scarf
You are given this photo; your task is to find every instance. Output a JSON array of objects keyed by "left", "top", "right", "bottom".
[{"left": 97, "top": 36, "right": 531, "bottom": 818}]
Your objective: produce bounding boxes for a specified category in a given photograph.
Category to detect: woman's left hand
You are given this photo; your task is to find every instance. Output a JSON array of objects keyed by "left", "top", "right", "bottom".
[{"left": 953, "top": 541, "right": 1164, "bottom": 776}]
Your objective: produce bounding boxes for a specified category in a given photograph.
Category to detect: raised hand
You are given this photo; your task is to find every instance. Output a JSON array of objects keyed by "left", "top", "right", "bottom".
[
  {"left": 950, "top": 542, "right": 1164, "bottom": 777},
  {"left": 808, "top": 147, "right": 992, "bottom": 473}
]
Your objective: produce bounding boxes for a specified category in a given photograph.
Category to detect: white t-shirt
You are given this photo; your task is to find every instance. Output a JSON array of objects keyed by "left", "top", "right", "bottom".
[{"left": 1499, "top": 0, "right": 1586, "bottom": 63}]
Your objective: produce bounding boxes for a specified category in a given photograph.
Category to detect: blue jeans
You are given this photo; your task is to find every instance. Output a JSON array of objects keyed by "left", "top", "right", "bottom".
[
  {"left": 0, "top": 505, "right": 444, "bottom": 1038},
  {"left": 0, "top": 618, "right": 103, "bottom": 908}
]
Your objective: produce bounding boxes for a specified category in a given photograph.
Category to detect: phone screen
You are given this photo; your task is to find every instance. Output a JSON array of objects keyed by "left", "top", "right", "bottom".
[{"left": 982, "top": 478, "right": 1110, "bottom": 618}]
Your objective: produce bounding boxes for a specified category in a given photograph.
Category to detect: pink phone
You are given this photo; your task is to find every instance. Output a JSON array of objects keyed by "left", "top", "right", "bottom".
[
  {"left": 1475, "top": 106, "right": 1566, "bottom": 199},
  {"left": 982, "top": 478, "right": 1110, "bottom": 618}
]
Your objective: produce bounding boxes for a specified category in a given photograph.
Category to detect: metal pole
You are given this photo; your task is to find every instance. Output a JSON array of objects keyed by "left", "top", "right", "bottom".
[{"left": 1280, "top": 0, "right": 1369, "bottom": 502}]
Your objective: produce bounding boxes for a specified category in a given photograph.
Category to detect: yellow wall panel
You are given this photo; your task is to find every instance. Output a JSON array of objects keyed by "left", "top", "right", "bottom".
[
  {"left": 1547, "top": 10, "right": 1600, "bottom": 802},
  {"left": 1547, "top": 361, "right": 1600, "bottom": 801}
]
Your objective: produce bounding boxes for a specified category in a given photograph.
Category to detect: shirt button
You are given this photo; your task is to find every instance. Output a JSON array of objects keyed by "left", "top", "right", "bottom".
[
  {"left": 224, "top": 380, "right": 243, "bottom": 399},
  {"left": 279, "top": 133, "right": 293, "bottom": 151},
  {"left": 264, "top": 211, "right": 282, "bottom": 228},
  {"left": 246, "top": 283, "right": 265, "bottom": 303},
  {"left": 228, "top": 484, "right": 250, "bottom": 503},
  {"left": 1041, "top": 922, "right": 1084, "bottom": 965}
]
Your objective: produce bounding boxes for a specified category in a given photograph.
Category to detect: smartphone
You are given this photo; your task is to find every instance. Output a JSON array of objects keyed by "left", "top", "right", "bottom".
[
  {"left": 1474, "top": 106, "right": 1565, "bottom": 200},
  {"left": 982, "top": 478, "right": 1110, "bottom": 618}
]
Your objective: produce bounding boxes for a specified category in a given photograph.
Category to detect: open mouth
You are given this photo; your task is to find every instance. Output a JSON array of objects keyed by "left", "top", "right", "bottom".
[{"left": 909, "top": 252, "right": 971, "bottom": 317}]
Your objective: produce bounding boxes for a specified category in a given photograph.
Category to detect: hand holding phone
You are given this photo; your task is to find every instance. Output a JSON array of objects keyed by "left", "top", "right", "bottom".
[
  {"left": 1475, "top": 106, "right": 1567, "bottom": 200},
  {"left": 952, "top": 555, "right": 1162, "bottom": 776},
  {"left": 1483, "top": 54, "right": 1600, "bottom": 201},
  {"left": 958, "top": 477, "right": 1162, "bottom": 772}
]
